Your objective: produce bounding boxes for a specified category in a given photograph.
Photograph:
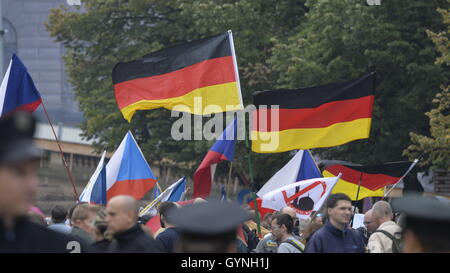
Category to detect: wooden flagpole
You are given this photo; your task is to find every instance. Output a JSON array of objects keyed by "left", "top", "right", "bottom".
[{"left": 41, "top": 101, "right": 78, "bottom": 200}]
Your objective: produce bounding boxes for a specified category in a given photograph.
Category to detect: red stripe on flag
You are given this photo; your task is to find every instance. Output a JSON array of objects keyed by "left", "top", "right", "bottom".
[
  {"left": 114, "top": 56, "right": 236, "bottom": 109},
  {"left": 193, "top": 150, "right": 228, "bottom": 199},
  {"left": 107, "top": 178, "right": 157, "bottom": 201},
  {"left": 252, "top": 95, "right": 374, "bottom": 131},
  {"left": 2, "top": 99, "right": 42, "bottom": 117},
  {"left": 247, "top": 198, "right": 276, "bottom": 220},
  {"left": 326, "top": 165, "right": 400, "bottom": 191}
]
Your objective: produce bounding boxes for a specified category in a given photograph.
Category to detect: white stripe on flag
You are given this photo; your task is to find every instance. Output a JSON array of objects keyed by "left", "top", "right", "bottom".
[
  {"left": 257, "top": 150, "right": 306, "bottom": 197},
  {"left": 0, "top": 60, "right": 12, "bottom": 115}
]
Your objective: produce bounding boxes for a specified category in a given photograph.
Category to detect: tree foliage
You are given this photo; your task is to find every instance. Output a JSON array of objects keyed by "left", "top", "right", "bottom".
[
  {"left": 269, "top": 0, "right": 449, "bottom": 165},
  {"left": 46, "top": 0, "right": 449, "bottom": 187},
  {"left": 404, "top": 5, "right": 450, "bottom": 170}
]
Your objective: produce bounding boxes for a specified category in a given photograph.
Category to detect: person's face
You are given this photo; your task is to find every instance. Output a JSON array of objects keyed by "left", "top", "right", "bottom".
[
  {"left": 364, "top": 213, "right": 378, "bottom": 233},
  {"left": 0, "top": 160, "right": 39, "bottom": 218},
  {"left": 75, "top": 211, "right": 97, "bottom": 237},
  {"left": 105, "top": 202, "right": 134, "bottom": 235},
  {"left": 313, "top": 216, "right": 323, "bottom": 225},
  {"left": 270, "top": 218, "right": 286, "bottom": 240},
  {"left": 327, "top": 200, "right": 352, "bottom": 227}
]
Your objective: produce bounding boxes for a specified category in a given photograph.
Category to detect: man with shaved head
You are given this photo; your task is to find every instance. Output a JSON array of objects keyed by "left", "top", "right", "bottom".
[
  {"left": 106, "top": 195, "right": 163, "bottom": 253},
  {"left": 368, "top": 201, "right": 401, "bottom": 253}
]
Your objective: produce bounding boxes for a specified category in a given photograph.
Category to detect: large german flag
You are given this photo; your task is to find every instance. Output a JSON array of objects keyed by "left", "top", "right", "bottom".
[
  {"left": 322, "top": 161, "right": 413, "bottom": 200},
  {"left": 251, "top": 73, "right": 376, "bottom": 153},
  {"left": 112, "top": 32, "right": 243, "bottom": 122}
]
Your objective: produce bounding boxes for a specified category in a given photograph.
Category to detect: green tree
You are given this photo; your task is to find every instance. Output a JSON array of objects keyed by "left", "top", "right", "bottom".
[
  {"left": 45, "top": 0, "right": 309, "bottom": 186},
  {"left": 270, "top": 0, "right": 450, "bottom": 165},
  {"left": 404, "top": 5, "right": 450, "bottom": 170}
]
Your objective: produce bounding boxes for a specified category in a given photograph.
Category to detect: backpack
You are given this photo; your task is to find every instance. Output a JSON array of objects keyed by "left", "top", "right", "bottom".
[
  {"left": 282, "top": 238, "right": 305, "bottom": 253},
  {"left": 242, "top": 224, "right": 260, "bottom": 252},
  {"left": 373, "top": 229, "right": 402, "bottom": 253}
]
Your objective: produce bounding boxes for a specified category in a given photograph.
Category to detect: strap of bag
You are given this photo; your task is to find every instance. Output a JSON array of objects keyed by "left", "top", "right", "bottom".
[
  {"left": 373, "top": 229, "right": 400, "bottom": 252},
  {"left": 283, "top": 238, "right": 305, "bottom": 252}
]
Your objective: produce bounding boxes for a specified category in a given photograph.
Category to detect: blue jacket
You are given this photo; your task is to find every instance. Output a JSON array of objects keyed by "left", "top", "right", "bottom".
[{"left": 305, "top": 221, "right": 365, "bottom": 253}]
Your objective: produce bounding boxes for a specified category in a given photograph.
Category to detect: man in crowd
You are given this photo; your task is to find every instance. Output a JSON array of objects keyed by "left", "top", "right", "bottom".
[
  {"left": 272, "top": 213, "right": 304, "bottom": 253},
  {"left": 69, "top": 204, "right": 97, "bottom": 244},
  {"left": 166, "top": 199, "right": 250, "bottom": 253},
  {"left": 106, "top": 195, "right": 163, "bottom": 253},
  {"left": 367, "top": 201, "right": 402, "bottom": 253},
  {"left": 0, "top": 112, "right": 89, "bottom": 252},
  {"left": 253, "top": 212, "right": 280, "bottom": 253},
  {"left": 357, "top": 209, "right": 376, "bottom": 246},
  {"left": 280, "top": 206, "right": 300, "bottom": 236},
  {"left": 392, "top": 194, "right": 450, "bottom": 253},
  {"left": 155, "top": 201, "right": 181, "bottom": 253},
  {"left": 48, "top": 205, "right": 71, "bottom": 234},
  {"left": 305, "top": 193, "right": 365, "bottom": 253}
]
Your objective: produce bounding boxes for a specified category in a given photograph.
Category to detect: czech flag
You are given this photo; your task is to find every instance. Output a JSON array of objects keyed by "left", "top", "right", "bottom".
[
  {"left": 193, "top": 118, "right": 237, "bottom": 198},
  {"left": 251, "top": 72, "right": 376, "bottom": 153},
  {"left": 105, "top": 131, "right": 157, "bottom": 201},
  {"left": 79, "top": 151, "right": 107, "bottom": 204},
  {"left": 113, "top": 31, "right": 243, "bottom": 122},
  {"left": 0, "top": 54, "right": 42, "bottom": 118},
  {"left": 249, "top": 150, "right": 322, "bottom": 218}
]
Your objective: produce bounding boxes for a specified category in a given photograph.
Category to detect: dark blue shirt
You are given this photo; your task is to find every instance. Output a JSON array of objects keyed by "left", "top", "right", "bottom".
[
  {"left": 305, "top": 221, "right": 365, "bottom": 253},
  {"left": 156, "top": 227, "right": 180, "bottom": 253}
]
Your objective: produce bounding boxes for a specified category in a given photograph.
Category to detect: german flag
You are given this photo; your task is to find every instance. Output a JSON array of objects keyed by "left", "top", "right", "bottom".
[
  {"left": 251, "top": 73, "right": 376, "bottom": 153},
  {"left": 322, "top": 161, "right": 413, "bottom": 200},
  {"left": 112, "top": 32, "right": 243, "bottom": 122}
]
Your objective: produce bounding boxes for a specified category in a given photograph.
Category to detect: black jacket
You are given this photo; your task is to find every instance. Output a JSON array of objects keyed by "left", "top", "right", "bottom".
[
  {"left": 0, "top": 216, "right": 91, "bottom": 253},
  {"left": 108, "top": 224, "right": 164, "bottom": 253}
]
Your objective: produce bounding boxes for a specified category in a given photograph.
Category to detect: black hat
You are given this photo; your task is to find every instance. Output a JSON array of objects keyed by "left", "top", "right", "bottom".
[
  {"left": 0, "top": 111, "right": 40, "bottom": 164},
  {"left": 392, "top": 194, "right": 450, "bottom": 222},
  {"left": 165, "top": 199, "right": 250, "bottom": 235}
]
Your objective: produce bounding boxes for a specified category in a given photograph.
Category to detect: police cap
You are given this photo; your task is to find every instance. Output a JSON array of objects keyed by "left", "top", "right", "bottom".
[
  {"left": 392, "top": 194, "right": 450, "bottom": 222},
  {"left": 165, "top": 199, "right": 250, "bottom": 235},
  {"left": 0, "top": 111, "right": 40, "bottom": 164}
]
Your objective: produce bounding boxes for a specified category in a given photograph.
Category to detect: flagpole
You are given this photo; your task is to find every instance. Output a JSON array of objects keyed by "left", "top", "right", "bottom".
[
  {"left": 350, "top": 170, "right": 364, "bottom": 226},
  {"left": 310, "top": 173, "right": 342, "bottom": 222},
  {"left": 382, "top": 158, "right": 420, "bottom": 200},
  {"left": 41, "top": 101, "right": 79, "bottom": 200},
  {"left": 245, "top": 116, "right": 262, "bottom": 237},
  {"left": 227, "top": 161, "right": 233, "bottom": 192}
]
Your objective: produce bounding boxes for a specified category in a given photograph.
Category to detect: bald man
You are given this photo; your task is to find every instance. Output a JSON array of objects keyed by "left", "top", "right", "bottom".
[
  {"left": 106, "top": 195, "right": 163, "bottom": 253},
  {"left": 367, "top": 201, "right": 401, "bottom": 253}
]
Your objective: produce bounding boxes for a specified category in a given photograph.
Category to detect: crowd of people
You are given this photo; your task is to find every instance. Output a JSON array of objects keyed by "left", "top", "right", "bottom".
[{"left": 1, "top": 111, "right": 450, "bottom": 253}]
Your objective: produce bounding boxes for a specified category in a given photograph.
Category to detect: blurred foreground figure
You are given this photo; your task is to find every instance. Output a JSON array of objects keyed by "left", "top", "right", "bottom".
[
  {"left": 106, "top": 195, "right": 163, "bottom": 253},
  {"left": 0, "top": 112, "right": 87, "bottom": 252},
  {"left": 392, "top": 195, "right": 450, "bottom": 253},
  {"left": 166, "top": 200, "right": 250, "bottom": 253}
]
